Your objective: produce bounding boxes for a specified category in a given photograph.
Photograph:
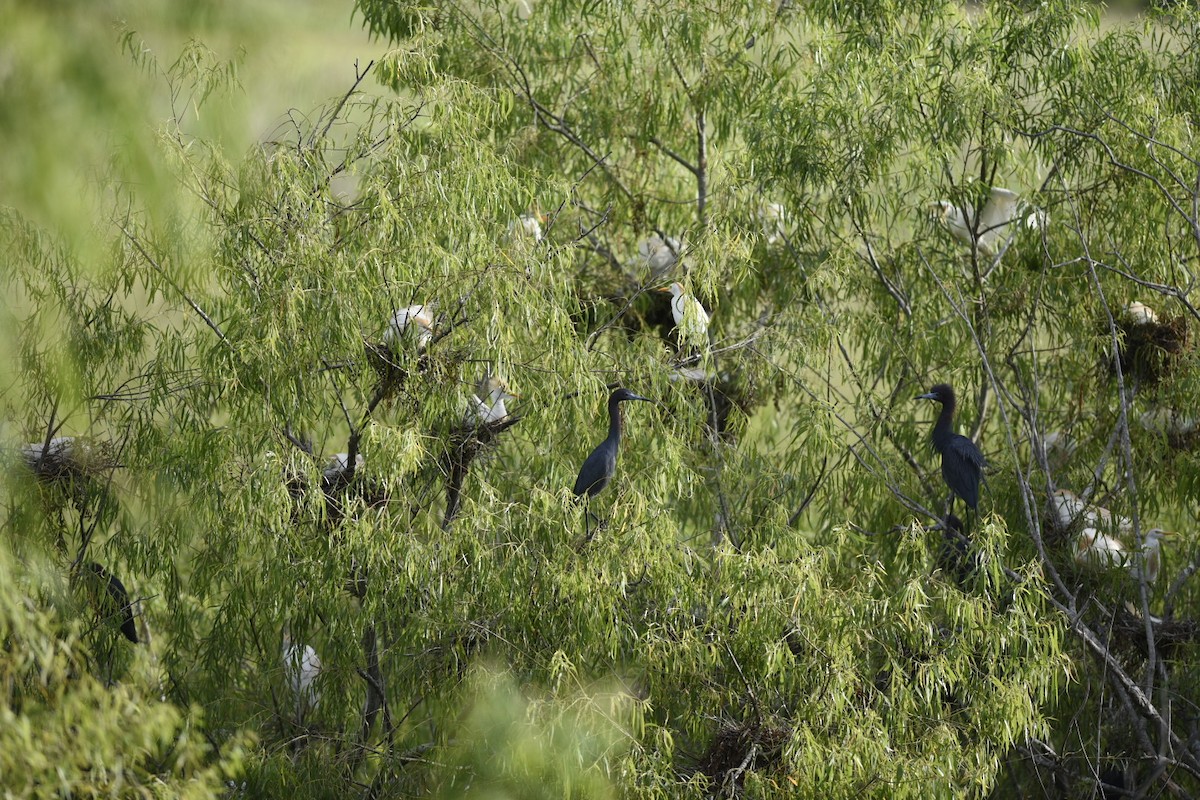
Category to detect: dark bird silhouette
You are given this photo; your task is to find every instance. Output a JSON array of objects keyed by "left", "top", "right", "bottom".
[
  {"left": 84, "top": 562, "right": 138, "bottom": 643},
  {"left": 573, "top": 388, "right": 651, "bottom": 541},
  {"left": 574, "top": 388, "right": 652, "bottom": 498},
  {"left": 916, "top": 383, "right": 986, "bottom": 510}
]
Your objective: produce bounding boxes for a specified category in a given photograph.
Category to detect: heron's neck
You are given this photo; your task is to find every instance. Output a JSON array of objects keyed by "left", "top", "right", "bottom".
[
  {"left": 933, "top": 398, "right": 956, "bottom": 439},
  {"left": 607, "top": 399, "right": 624, "bottom": 442}
]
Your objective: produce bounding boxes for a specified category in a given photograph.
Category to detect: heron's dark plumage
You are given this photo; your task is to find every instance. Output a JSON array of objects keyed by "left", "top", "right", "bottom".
[
  {"left": 86, "top": 562, "right": 138, "bottom": 644},
  {"left": 572, "top": 388, "right": 650, "bottom": 499},
  {"left": 916, "top": 383, "right": 986, "bottom": 510}
]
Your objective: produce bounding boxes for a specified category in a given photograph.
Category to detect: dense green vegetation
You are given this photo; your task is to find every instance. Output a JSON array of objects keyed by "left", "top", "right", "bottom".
[{"left": 4, "top": 0, "right": 1200, "bottom": 797}]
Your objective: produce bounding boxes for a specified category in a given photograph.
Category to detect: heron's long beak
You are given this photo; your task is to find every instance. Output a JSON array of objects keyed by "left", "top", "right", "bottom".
[
  {"left": 915, "top": 392, "right": 936, "bottom": 401},
  {"left": 655, "top": 286, "right": 672, "bottom": 293},
  {"left": 628, "top": 393, "right": 652, "bottom": 403}
]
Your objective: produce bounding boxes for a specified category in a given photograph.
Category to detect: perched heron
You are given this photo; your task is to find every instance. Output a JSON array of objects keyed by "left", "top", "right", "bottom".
[
  {"left": 1075, "top": 527, "right": 1173, "bottom": 583},
  {"left": 282, "top": 635, "right": 321, "bottom": 721},
  {"left": 916, "top": 383, "right": 986, "bottom": 510},
  {"left": 657, "top": 282, "right": 710, "bottom": 341},
  {"left": 931, "top": 187, "right": 1026, "bottom": 257},
  {"left": 83, "top": 562, "right": 138, "bottom": 644},
  {"left": 572, "top": 388, "right": 652, "bottom": 539},
  {"left": 466, "top": 375, "right": 517, "bottom": 426},
  {"left": 1133, "top": 529, "right": 1174, "bottom": 584},
  {"left": 635, "top": 234, "right": 684, "bottom": 279},
  {"left": 755, "top": 201, "right": 787, "bottom": 245},
  {"left": 383, "top": 305, "right": 434, "bottom": 351}
]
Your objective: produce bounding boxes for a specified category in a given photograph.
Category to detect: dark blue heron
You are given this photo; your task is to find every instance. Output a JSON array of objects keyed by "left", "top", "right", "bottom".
[
  {"left": 916, "top": 383, "right": 986, "bottom": 511},
  {"left": 84, "top": 562, "right": 138, "bottom": 643},
  {"left": 573, "top": 388, "right": 652, "bottom": 540}
]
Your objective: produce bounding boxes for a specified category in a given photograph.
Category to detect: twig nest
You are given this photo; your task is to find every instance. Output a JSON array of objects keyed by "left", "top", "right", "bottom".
[
  {"left": 1111, "top": 300, "right": 1189, "bottom": 384},
  {"left": 697, "top": 716, "right": 792, "bottom": 793},
  {"left": 17, "top": 436, "right": 111, "bottom": 481}
]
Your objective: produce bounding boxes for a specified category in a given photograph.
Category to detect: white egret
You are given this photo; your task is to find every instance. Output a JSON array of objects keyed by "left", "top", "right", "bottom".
[
  {"left": 931, "top": 187, "right": 1024, "bottom": 256},
  {"left": 282, "top": 636, "right": 321, "bottom": 721},
  {"left": 466, "top": 375, "right": 518, "bottom": 426},
  {"left": 1050, "top": 489, "right": 1132, "bottom": 534},
  {"left": 1123, "top": 301, "right": 1159, "bottom": 326},
  {"left": 1075, "top": 526, "right": 1174, "bottom": 584},
  {"left": 1075, "top": 527, "right": 1127, "bottom": 570},
  {"left": 508, "top": 212, "right": 545, "bottom": 243},
  {"left": 1132, "top": 529, "right": 1174, "bottom": 584},
  {"left": 635, "top": 234, "right": 685, "bottom": 279},
  {"left": 658, "top": 282, "right": 710, "bottom": 341},
  {"left": 383, "top": 305, "right": 434, "bottom": 351}
]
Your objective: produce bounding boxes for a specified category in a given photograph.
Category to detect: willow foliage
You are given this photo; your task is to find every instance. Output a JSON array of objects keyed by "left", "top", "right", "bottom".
[{"left": 4, "top": 0, "right": 1200, "bottom": 797}]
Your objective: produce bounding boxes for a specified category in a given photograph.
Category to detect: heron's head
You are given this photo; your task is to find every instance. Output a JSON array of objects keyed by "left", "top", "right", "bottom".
[
  {"left": 610, "top": 388, "right": 651, "bottom": 404},
  {"left": 916, "top": 383, "right": 955, "bottom": 405},
  {"left": 1146, "top": 528, "right": 1176, "bottom": 543},
  {"left": 929, "top": 200, "right": 956, "bottom": 221},
  {"left": 655, "top": 282, "right": 685, "bottom": 298}
]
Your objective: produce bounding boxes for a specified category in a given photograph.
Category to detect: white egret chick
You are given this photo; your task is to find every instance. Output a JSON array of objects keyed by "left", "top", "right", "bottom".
[
  {"left": 466, "top": 375, "right": 518, "bottom": 426},
  {"left": 931, "top": 187, "right": 1023, "bottom": 256},
  {"left": 658, "top": 282, "right": 710, "bottom": 341},
  {"left": 383, "top": 305, "right": 434, "bottom": 351},
  {"left": 755, "top": 201, "right": 787, "bottom": 245},
  {"left": 636, "top": 234, "right": 685, "bottom": 279},
  {"left": 1124, "top": 301, "right": 1159, "bottom": 326},
  {"left": 282, "top": 636, "right": 322, "bottom": 720}
]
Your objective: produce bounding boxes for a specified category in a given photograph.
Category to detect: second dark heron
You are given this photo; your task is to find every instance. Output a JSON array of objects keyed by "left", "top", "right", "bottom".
[
  {"left": 83, "top": 562, "right": 139, "bottom": 643},
  {"left": 916, "top": 383, "right": 986, "bottom": 511},
  {"left": 572, "top": 388, "right": 652, "bottom": 540}
]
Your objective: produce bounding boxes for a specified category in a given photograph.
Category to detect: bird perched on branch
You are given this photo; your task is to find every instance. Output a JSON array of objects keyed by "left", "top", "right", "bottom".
[
  {"left": 573, "top": 388, "right": 652, "bottom": 541},
  {"left": 916, "top": 383, "right": 986, "bottom": 511},
  {"left": 508, "top": 212, "right": 546, "bottom": 243},
  {"left": 931, "top": 187, "right": 1034, "bottom": 257},
  {"left": 282, "top": 634, "right": 321, "bottom": 723},
  {"left": 658, "top": 282, "right": 710, "bottom": 343},
  {"left": 383, "top": 304, "right": 434, "bottom": 351},
  {"left": 81, "top": 562, "right": 138, "bottom": 644},
  {"left": 466, "top": 375, "right": 518, "bottom": 426},
  {"left": 1075, "top": 527, "right": 1174, "bottom": 584}
]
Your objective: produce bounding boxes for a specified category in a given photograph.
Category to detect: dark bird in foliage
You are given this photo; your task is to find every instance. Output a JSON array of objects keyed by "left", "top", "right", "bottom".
[
  {"left": 84, "top": 562, "right": 138, "bottom": 643},
  {"left": 936, "top": 514, "right": 978, "bottom": 588},
  {"left": 573, "top": 388, "right": 651, "bottom": 541},
  {"left": 573, "top": 388, "right": 652, "bottom": 499},
  {"left": 916, "top": 383, "right": 986, "bottom": 510}
]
